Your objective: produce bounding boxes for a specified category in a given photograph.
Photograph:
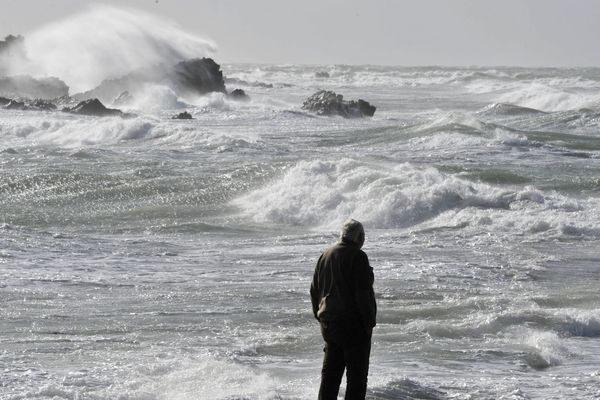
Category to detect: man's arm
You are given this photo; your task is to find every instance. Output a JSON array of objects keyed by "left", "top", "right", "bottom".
[
  {"left": 310, "top": 255, "right": 323, "bottom": 320},
  {"left": 353, "top": 251, "right": 377, "bottom": 333}
]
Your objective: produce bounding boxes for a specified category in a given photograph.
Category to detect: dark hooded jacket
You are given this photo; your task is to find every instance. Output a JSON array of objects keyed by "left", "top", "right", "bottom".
[{"left": 310, "top": 241, "right": 376, "bottom": 333}]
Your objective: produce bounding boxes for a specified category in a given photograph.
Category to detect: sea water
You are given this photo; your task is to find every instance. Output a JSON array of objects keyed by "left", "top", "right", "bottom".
[{"left": 2, "top": 64, "right": 600, "bottom": 399}]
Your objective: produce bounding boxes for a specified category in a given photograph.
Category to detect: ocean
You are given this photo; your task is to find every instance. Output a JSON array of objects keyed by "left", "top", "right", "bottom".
[{"left": 2, "top": 64, "right": 600, "bottom": 399}]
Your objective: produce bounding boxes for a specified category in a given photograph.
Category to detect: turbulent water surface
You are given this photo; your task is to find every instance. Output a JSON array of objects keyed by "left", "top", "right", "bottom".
[{"left": 2, "top": 65, "right": 600, "bottom": 399}]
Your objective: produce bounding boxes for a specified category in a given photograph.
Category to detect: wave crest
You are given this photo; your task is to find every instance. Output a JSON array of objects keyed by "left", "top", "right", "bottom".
[{"left": 232, "top": 159, "right": 519, "bottom": 229}]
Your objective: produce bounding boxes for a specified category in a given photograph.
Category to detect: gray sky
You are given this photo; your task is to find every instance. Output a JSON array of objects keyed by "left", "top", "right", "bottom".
[{"left": 1, "top": 0, "right": 599, "bottom": 67}]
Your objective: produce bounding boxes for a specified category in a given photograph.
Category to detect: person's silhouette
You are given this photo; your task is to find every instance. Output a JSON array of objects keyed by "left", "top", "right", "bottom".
[{"left": 310, "top": 219, "right": 377, "bottom": 400}]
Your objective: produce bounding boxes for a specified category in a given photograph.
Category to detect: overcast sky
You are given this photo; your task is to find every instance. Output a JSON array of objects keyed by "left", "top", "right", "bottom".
[{"left": 1, "top": 0, "right": 599, "bottom": 67}]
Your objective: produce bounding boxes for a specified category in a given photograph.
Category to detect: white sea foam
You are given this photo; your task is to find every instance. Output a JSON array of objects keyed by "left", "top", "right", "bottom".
[
  {"left": 497, "top": 83, "right": 600, "bottom": 112},
  {"left": 468, "top": 80, "right": 600, "bottom": 112},
  {"left": 124, "top": 85, "right": 188, "bottom": 111},
  {"left": 0, "top": 114, "right": 157, "bottom": 147},
  {"left": 519, "top": 329, "right": 572, "bottom": 369},
  {"left": 233, "top": 158, "right": 600, "bottom": 242},
  {"left": 3, "top": 64, "right": 600, "bottom": 399},
  {"left": 421, "top": 191, "right": 600, "bottom": 241},
  {"left": 407, "top": 132, "right": 487, "bottom": 150},
  {"left": 146, "top": 357, "right": 280, "bottom": 400},
  {"left": 8, "top": 5, "right": 216, "bottom": 93},
  {"left": 233, "top": 159, "right": 518, "bottom": 230},
  {"left": 414, "top": 112, "right": 486, "bottom": 134},
  {"left": 559, "top": 310, "right": 600, "bottom": 337}
]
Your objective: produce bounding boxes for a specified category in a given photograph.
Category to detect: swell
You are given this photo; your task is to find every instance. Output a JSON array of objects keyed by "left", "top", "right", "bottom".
[
  {"left": 399, "top": 309, "right": 600, "bottom": 340},
  {"left": 0, "top": 162, "right": 278, "bottom": 229}
]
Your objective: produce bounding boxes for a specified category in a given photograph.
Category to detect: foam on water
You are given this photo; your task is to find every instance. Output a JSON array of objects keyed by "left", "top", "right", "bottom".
[
  {"left": 496, "top": 83, "right": 600, "bottom": 112},
  {"left": 2, "top": 62, "right": 600, "bottom": 399},
  {"left": 233, "top": 158, "right": 600, "bottom": 242},
  {"left": 467, "top": 78, "right": 600, "bottom": 112},
  {"left": 0, "top": 109, "right": 266, "bottom": 149},
  {"left": 234, "top": 159, "right": 517, "bottom": 229},
  {"left": 0, "top": 113, "right": 157, "bottom": 146},
  {"left": 143, "top": 356, "right": 281, "bottom": 400},
  {"left": 5, "top": 355, "right": 291, "bottom": 400}
]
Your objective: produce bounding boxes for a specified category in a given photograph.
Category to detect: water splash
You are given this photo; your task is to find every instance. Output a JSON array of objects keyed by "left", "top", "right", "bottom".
[{"left": 8, "top": 5, "right": 216, "bottom": 93}]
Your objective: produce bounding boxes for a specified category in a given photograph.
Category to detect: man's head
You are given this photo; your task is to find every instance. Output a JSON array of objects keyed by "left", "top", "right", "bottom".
[{"left": 340, "top": 219, "right": 365, "bottom": 248}]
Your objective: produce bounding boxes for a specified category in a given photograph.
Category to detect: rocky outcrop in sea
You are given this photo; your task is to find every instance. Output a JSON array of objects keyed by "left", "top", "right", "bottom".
[
  {"left": 62, "top": 98, "right": 132, "bottom": 117},
  {"left": 302, "top": 90, "right": 376, "bottom": 118}
]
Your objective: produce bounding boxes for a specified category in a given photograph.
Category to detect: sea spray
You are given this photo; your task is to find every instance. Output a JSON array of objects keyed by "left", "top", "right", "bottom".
[{"left": 7, "top": 5, "right": 216, "bottom": 93}]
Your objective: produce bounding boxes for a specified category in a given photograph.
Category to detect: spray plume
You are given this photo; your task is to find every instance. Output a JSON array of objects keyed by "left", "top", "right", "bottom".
[{"left": 8, "top": 5, "right": 216, "bottom": 93}]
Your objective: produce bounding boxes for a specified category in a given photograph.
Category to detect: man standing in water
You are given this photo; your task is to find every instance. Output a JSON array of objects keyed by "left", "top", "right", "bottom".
[{"left": 310, "top": 219, "right": 377, "bottom": 400}]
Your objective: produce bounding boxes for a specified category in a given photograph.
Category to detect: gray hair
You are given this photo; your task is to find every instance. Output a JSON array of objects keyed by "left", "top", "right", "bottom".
[{"left": 340, "top": 219, "right": 365, "bottom": 246}]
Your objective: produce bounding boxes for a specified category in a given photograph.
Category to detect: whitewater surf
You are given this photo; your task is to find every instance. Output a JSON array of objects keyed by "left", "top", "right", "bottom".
[{"left": 2, "top": 5, "right": 600, "bottom": 400}]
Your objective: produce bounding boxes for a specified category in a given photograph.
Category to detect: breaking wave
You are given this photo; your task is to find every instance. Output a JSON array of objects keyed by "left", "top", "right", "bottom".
[
  {"left": 7, "top": 5, "right": 216, "bottom": 93},
  {"left": 233, "top": 159, "right": 524, "bottom": 229},
  {"left": 233, "top": 158, "right": 600, "bottom": 240}
]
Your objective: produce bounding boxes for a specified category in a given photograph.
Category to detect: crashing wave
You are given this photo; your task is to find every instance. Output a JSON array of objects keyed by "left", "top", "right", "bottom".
[
  {"left": 476, "top": 103, "right": 547, "bottom": 117},
  {"left": 73, "top": 58, "right": 226, "bottom": 104},
  {"left": 232, "top": 159, "right": 519, "bottom": 229}
]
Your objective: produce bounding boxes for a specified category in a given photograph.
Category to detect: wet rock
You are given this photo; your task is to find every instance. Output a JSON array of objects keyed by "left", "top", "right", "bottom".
[
  {"left": 172, "top": 111, "right": 193, "bottom": 119},
  {"left": 1, "top": 97, "right": 57, "bottom": 111},
  {"left": 302, "top": 90, "right": 376, "bottom": 118},
  {"left": 63, "top": 98, "right": 126, "bottom": 117},
  {"left": 30, "top": 99, "right": 57, "bottom": 111},
  {"left": 227, "top": 88, "right": 250, "bottom": 101},
  {"left": 4, "top": 99, "right": 28, "bottom": 110},
  {"left": 53, "top": 95, "right": 78, "bottom": 108},
  {"left": 315, "top": 71, "right": 330, "bottom": 78},
  {"left": 170, "top": 58, "right": 225, "bottom": 95}
]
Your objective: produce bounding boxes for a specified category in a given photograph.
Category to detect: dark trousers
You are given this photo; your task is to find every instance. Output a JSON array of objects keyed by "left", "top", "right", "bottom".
[{"left": 318, "top": 320, "right": 372, "bottom": 400}]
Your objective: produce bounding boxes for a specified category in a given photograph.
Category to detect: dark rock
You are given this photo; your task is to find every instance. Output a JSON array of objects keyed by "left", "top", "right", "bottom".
[
  {"left": 75, "top": 58, "right": 226, "bottom": 103},
  {"left": 53, "top": 95, "right": 78, "bottom": 107},
  {"left": 63, "top": 98, "right": 125, "bottom": 117},
  {"left": 227, "top": 88, "right": 250, "bottom": 101},
  {"left": 4, "top": 99, "right": 28, "bottom": 110},
  {"left": 30, "top": 99, "right": 57, "bottom": 111},
  {"left": 355, "top": 99, "right": 377, "bottom": 117},
  {"left": 315, "top": 71, "right": 330, "bottom": 78},
  {"left": 170, "top": 58, "right": 225, "bottom": 95},
  {"left": 172, "top": 111, "right": 193, "bottom": 120},
  {"left": 0, "top": 75, "right": 69, "bottom": 99},
  {"left": 1, "top": 97, "right": 57, "bottom": 111},
  {"left": 302, "top": 90, "right": 376, "bottom": 118}
]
